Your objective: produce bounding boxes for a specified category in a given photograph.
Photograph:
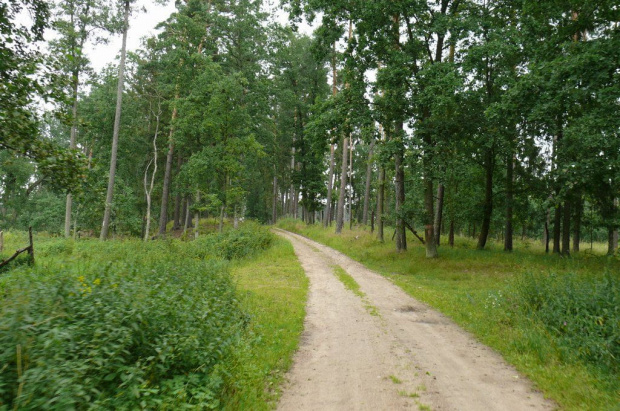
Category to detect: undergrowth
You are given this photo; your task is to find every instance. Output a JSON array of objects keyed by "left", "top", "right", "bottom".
[{"left": 0, "top": 222, "right": 281, "bottom": 410}]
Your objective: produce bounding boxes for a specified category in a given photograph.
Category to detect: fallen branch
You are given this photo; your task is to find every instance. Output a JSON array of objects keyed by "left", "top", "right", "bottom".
[
  {"left": 404, "top": 221, "right": 426, "bottom": 245},
  {"left": 0, "top": 227, "right": 34, "bottom": 270}
]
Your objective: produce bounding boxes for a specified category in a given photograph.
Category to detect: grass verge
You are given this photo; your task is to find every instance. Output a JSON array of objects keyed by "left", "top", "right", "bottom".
[
  {"left": 223, "top": 237, "right": 309, "bottom": 410},
  {"left": 278, "top": 219, "right": 620, "bottom": 411}
]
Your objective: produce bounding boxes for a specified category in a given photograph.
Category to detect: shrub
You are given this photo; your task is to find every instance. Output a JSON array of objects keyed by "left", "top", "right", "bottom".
[
  {"left": 0, "top": 257, "right": 245, "bottom": 409},
  {"left": 186, "top": 222, "right": 273, "bottom": 261}
]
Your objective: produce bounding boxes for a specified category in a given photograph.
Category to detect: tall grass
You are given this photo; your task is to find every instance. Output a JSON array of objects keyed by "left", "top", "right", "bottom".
[
  {"left": 278, "top": 219, "right": 620, "bottom": 410},
  {"left": 0, "top": 223, "right": 285, "bottom": 409}
]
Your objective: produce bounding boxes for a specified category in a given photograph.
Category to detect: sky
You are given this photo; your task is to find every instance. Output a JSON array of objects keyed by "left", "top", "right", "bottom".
[{"left": 85, "top": 0, "right": 316, "bottom": 73}]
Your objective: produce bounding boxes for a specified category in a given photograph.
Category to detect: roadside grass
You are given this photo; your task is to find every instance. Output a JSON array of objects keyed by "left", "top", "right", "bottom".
[
  {"left": 278, "top": 219, "right": 620, "bottom": 411},
  {"left": 223, "top": 237, "right": 309, "bottom": 410}
]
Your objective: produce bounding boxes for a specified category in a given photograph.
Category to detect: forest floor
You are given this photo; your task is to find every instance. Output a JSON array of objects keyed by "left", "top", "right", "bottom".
[{"left": 274, "top": 229, "right": 556, "bottom": 411}]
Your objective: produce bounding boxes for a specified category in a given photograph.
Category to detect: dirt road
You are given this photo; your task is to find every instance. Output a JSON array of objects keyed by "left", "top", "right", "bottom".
[{"left": 275, "top": 229, "right": 555, "bottom": 411}]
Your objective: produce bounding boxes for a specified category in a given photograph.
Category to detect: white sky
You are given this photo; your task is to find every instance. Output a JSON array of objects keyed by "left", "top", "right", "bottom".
[{"left": 85, "top": 0, "right": 316, "bottom": 73}]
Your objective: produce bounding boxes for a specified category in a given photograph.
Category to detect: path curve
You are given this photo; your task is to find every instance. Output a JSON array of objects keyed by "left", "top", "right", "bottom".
[{"left": 275, "top": 229, "right": 555, "bottom": 411}]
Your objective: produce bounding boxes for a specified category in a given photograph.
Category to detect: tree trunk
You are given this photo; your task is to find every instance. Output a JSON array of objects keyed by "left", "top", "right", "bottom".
[
  {"left": 335, "top": 136, "right": 349, "bottom": 234},
  {"left": 65, "top": 73, "right": 79, "bottom": 238},
  {"left": 608, "top": 227, "right": 618, "bottom": 256},
  {"left": 572, "top": 196, "right": 582, "bottom": 253},
  {"left": 434, "top": 183, "right": 445, "bottom": 246},
  {"left": 394, "top": 124, "right": 407, "bottom": 252},
  {"left": 610, "top": 198, "right": 619, "bottom": 255},
  {"left": 324, "top": 143, "right": 335, "bottom": 227},
  {"left": 348, "top": 138, "right": 354, "bottom": 229},
  {"left": 158, "top": 100, "right": 178, "bottom": 237},
  {"left": 423, "top": 168, "right": 437, "bottom": 257},
  {"left": 219, "top": 205, "right": 225, "bottom": 233},
  {"left": 100, "top": 0, "right": 129, "bottom": 240},
  {"left": 173, "top": 154, "right": 182, "bottom": 230},
  {"left": 325, "top": 46, "right": 338, "bottom": 228},
  {"left": 477, "top": 150, "right": 494, "bottom": 250},
  {"left": 194, "top": 190, "right": 200, "bottom": 239},
  {"left": 362, "top": 139, "right": 374, "bottom": 225},
  {"left": 290, "top": 146, "right": 296, "bottom": 218},
  {"left": 562, "top": 200, "right": 571, "bottom": 255},
  {"left": 377, "top": 166, "right": 385, "bottom": 242},
  {"left": 553, "top": 205, "right": 562, "bottom": 254},
  {"left": 143, "top": 104, "right": 160, "bottom": 241},
  {"left": 504, "top": 153, "right": 514, "bottom": 251},
  {"left": 449, "top": 220, "right": 455, "bottom": 247},
  {"left": 272, "top": 172, "right": 278, "bottom": 224},
  {"left": 183, "top": 197, "right": 191, "bottom": 234}
]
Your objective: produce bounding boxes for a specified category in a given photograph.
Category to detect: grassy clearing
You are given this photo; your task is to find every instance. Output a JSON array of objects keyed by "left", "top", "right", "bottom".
[
  {"left": 278, "top": 219, "right": 620, "bottom": 411},
  {"left": 0, "top": 223, "right": 306, "bottom": 410},
  {"left": 223, "top": 237, "right": 308, "bottom": 410}
]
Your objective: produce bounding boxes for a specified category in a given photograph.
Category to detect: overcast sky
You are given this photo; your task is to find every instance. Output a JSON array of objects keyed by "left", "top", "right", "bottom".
[{"left": 85, "top": 0, "right": 315, "bottom": 73}]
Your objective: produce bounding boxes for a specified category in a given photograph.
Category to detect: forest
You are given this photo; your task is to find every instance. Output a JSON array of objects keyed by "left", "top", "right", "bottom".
[
  {"left": 0, "top": 0, "right": 617, "bottom": 256},
  {"left": 1, "top": 0, "right": 619, "bottom": 409}
]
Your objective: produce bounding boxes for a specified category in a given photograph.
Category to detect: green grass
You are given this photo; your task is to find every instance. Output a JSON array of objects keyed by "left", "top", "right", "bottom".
[
  {"left": 333, "top": 265, "right": 365, "bottom": 298},
  {"left": 389, "top": 375, "right": 403, "bottom": 384},
  {"left": 222, "top": 237, "right": 309, "bottom": 410},
  {"left": 332, "top": 265, "right": 380, "bottom": 316},
  {"left": 278, "top": 219, "right": 620, "bottom": 411}
]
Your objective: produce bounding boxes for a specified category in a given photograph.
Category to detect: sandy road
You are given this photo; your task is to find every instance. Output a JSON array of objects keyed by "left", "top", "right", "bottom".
[{"left": 275, "top": 229, "right": 555, "bottom": 411}]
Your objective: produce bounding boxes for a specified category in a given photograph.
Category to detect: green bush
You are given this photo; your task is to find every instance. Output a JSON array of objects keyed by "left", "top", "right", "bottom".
[
  {"left": 186, "top": 222, "right": 273, "bottom": 261},
  {"left": 511, "top": 271, "right": 620, "bottom": 372},
  {"left": 0, "top": 257, "right": 245, "bottom": 409}
]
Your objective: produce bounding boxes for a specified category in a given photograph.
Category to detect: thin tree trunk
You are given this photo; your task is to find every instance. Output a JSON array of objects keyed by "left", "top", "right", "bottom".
[
  {"left": 158, "top": 99, "right": 178, "bottom": 237},
  {"left": 573, "top": 196, "right": 582, "bottom": 253},
  {"left": 562, "top": 200, "right": 571, "bottom": 255},
  {"left": 363, "top": 139, "right": 375, "bottom": 225},
  {"left": 194, "top": 190, "right": 200, "bottom": 239},
  {"left": 477, "top": 150, "right": 494, "bottom": 250},
  {"left": 336, "top": 136, "right": 349, "bottom": 234},
  {"left": 325, "top": 144, "right": 335, "bottom": 227},
  {"left": 423, "top": 166, "right": 437, "bottom": 257},
  {"left": 65, "top": 74, "right": 79, "bottom": 238},
  {"left": 183, "top": 197, "right": 191, "bottom": 234},
  {"left": 272, "top": 172, "right": 278, "bottom": 224},
  {"left": 143, "top": 103, "right": 160, "bottom": 241},
  {"left": 100, "top": 0, "right": 129, "bottom": 240},
  {"left": 504, "top": 153, "right": 514, "bottom": 251},
  {"left": 173, "top": 154, "right": 182, "bottom": 230},
  {"left": 219, "top": 205, "right": 225, "bottom": 233},
  {"left": 348, "top": 137, "right": 354, "bottom": 229},
  {"left": 449, "top": 220, "right": 455, "bottom": 247},
  {"left": 376, "top": 166, "right": 385, "bottom": 242},
  {"left": 434, "top": 183, "right": 445, "bottom": 246},
  {"left": 395, "top": 123, "right": 407, "bottom": 252},
  {"left": 610, "top": 198, "right": 619, "bottom": 255},
  {"left": 324, "top": 46, "right": 338, "bottom": 228},
  {"left": 553, "top": 205, "right": 562, "bottom": 254}
]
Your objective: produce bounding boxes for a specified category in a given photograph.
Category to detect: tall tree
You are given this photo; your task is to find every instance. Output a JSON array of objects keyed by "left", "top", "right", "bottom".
[{"left": 100, "top": 0, "right": 131, "bottom": 240}]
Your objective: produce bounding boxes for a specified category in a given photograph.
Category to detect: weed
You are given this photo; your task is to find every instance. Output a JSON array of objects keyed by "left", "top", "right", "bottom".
[
  {"left": 399, "top": 390, "right": 419, "bottom": 398},
  {"left": 389, "top": 375, "right": 403, "bottom": 384}
]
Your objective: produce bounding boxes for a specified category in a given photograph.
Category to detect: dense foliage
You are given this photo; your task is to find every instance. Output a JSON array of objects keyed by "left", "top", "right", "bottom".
[
  {"left": 511, "top": 271, "right": 619, "bottom": 372},
  {"left": 0, "top": 225, "right": 274, "bottom": 409}
]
